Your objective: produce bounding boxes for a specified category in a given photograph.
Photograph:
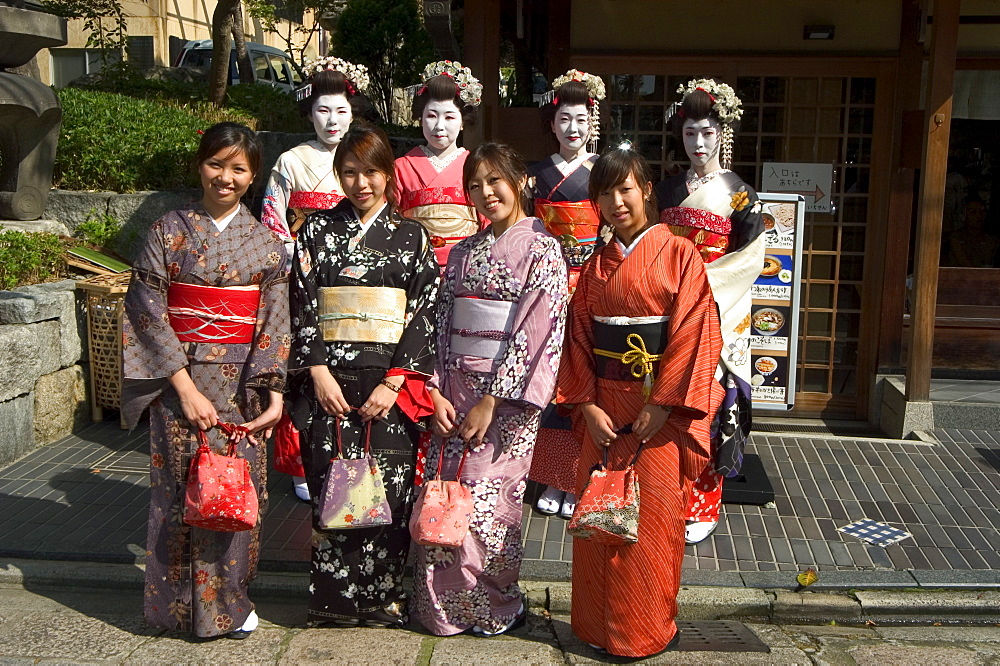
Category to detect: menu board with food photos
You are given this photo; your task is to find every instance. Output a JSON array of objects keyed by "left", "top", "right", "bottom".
[{"left": 750, "top": 193, "right": 804, "bottom": 409}]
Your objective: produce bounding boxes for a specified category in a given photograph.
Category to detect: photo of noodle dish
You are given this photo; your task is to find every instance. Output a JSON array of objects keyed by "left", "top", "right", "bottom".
[
  {"left": 761, "top": 255, "right": 783, "bottom": 277},
  {"left": 755, "top": 356, "right": 778, "bottom": 375},
  {"left": 752, "top": 308, "right": 785, "bottom": 336}
]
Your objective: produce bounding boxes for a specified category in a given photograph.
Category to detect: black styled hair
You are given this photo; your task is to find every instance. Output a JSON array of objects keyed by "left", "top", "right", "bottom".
[
  {"left": 463, "top": 142, "right": 530, "bottom": 218},
  {"left": 195, "top": 122, "right": 262, "bottom": 177},
  {"left": 540, "top": 79, "right": 593, "bottom": 132},
  {"left": 333, "top": 122, "right": 398, "bottom": 210},
  {"left": 588, "top": 148, "right": 657, "bottom": 224},
  {"left": 411, "top": 74, "right": 478, "bottom": 127},
  {"left": 297, "top": 69, "right": 379, "bottom": 123}
]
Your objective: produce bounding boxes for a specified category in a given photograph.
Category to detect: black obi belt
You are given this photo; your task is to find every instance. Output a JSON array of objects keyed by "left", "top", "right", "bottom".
[{"left": 592, "top": 320, "right": 668, "bottom": 384}]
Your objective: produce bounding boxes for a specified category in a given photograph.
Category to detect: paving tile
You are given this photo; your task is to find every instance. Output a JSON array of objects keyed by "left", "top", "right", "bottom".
[
  {"left": 845, "top": 541, "right": 874, "bottom": 567},
  {"left": 786, "top": 539, "right": 811, "bottom": 566},
  {"left": 713, "top": 534, "right": 735, "bottom": 561},
  {"left": 808, "top": 540, "right": 835, "bottom": 567},
  {"left": 939, "top": 547, "right": 968, "bottom": 569},
  {"left": 867, "top": 545, "right": 893, "bottom": 569},
  {"left": 828, "top": 541, "right": 854, "bottom": 567}
]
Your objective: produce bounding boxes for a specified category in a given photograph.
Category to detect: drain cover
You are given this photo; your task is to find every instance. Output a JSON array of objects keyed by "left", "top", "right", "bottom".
[{"left": 677, "top": 621, "right": 770, "bottom": 653}]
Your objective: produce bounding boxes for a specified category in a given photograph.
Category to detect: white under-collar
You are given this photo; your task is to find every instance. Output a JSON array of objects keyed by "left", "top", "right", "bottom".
[
  {"left": 615, "top": 225, "right": 655, "bottom": 258},
  {"left": 211, "top": 208, "right": 240, "bottom": 232}
]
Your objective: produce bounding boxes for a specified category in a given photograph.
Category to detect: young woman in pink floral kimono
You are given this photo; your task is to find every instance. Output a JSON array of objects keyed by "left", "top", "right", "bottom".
[{"left": 412, "top": 143, "right": 569, "bottom": 636}]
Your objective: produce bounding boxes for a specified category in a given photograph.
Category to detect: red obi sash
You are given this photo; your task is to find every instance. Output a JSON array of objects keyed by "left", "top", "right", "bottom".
[
  {"left": 167, "top": 283, "right": 260, "bottom": 344},
  {"left": 399, "top": 186, "right": 469, "bottom": 211},
  {"left": 289, "top": 190, "right": 344, "bottom": 211},
  {"left": 659, "top": 206, "right": 731, "bottom": 264},
  {"left": 534, "top": 199, "right": 601, "bottom": 245}
]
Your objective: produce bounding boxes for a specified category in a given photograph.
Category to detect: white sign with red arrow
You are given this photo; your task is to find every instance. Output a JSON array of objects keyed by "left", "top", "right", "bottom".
[{"left": 761, "top": 163, "right": 833, "bottom": 213}]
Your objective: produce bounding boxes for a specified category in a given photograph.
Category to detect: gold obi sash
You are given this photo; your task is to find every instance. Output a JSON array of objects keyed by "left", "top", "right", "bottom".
[{"left": 318, "top": 286, "right": 407, "bottom": 343}]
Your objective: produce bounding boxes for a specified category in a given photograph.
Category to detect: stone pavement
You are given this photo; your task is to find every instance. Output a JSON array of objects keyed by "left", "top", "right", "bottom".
[
  {"left": 2, "top": 420, "right": 1000, "bottom": 588},
  {"left": 2, "top": 584, "right": 1000, "bottom": 664}
]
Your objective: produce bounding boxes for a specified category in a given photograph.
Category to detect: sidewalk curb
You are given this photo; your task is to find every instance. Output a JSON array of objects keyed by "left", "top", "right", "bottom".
[{"left": 3, "top": 558, "right": 1000, "bottom": 625}]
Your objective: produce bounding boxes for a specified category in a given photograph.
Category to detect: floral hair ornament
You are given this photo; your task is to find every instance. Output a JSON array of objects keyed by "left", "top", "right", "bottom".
[
  {"left": 419, "top": 60, "right": 483, "bottom": 106},
  {"left": 295, "top": 56, "right": 370, "bottom": 102},
  {"left": 670, "top": 78, "right": 744, "bottom": 169},
  {"left": 540, "top": 69, "right": 608, "bottom": 152}
]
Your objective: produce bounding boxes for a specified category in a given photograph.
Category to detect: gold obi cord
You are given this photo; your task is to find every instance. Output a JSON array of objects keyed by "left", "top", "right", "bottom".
[
  {"left": 593, "top": 332, "right": 663, "bottom": 398},
  {"left": 318, "top": 286, "right": 407, "bottom": 344}
]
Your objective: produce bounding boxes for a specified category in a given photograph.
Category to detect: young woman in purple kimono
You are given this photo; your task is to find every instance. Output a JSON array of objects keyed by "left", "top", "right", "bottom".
[
  {"left": 122, "top": 122, "right": 290, "bottom": 639},
  {"left": 412, "top": 143, "right": 569, "bottom": 636}
]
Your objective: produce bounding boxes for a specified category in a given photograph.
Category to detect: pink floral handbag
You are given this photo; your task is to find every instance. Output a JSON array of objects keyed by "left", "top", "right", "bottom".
[
  {"left": 409, "top": 440, "right": 472, "bottom": 548},
  {"left": 318, "top": 420, "right": 392, "bottom": 530},
  {"left": 184, "top": 422, "right": 259, "bottom": 533}
]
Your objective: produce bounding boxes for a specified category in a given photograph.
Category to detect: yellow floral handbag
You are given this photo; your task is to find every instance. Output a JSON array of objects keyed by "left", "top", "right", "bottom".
[{"left": 318, "top": 419, "right": 392, "bottom": 530}]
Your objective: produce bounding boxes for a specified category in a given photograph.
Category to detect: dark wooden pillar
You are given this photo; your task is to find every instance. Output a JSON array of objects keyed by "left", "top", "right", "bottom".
[
  {"left": 546, "top": 0, "right": 571, "bottom": 79},
  {"left": 906, "top": 0, "right": 960, "bottom": 401},
  {"left": 876, "top": 0, "right": 923, "bottom": 373},
  {"left": 463, "top": 0, "right": 500, "bottom": 146}
]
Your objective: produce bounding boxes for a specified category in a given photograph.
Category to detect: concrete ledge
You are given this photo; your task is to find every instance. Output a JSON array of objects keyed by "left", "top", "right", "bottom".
[
  {"left": 911, "top": 569, "right": 1000, "bottom": 588},
  {"left": 857, "top": 590, "right": 1000, "bottom": 624},
  {"left": 773, "top": 591, "right": 863, "bottom": 623},
  {"left": 741, "top": 570, "right": 918, "bottom": 590},
  {"left": 677, "top": 587, "right": 772, "bottom": 621}
]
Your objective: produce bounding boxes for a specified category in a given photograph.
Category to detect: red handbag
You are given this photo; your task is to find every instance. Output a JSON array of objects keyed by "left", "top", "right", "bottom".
[
  {"left": 568, "top": 444, "right": 644, "bottom": 546},
  {"left": 409, "top": 440, "right": 472, "bottom": 548},
  {"left": 184, "top": 422, "right": 259, "bottom": 533}
]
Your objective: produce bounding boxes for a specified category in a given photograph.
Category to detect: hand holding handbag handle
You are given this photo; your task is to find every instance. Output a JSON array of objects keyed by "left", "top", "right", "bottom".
[
  {"left": 331, "top": 414, "right": 373, "bottom": 460},
  {"left": 196, "top": 421, "right": 250, "bottom": 457}
]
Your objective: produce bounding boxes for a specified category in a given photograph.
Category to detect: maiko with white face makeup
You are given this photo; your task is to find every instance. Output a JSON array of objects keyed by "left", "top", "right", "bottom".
[
  {"left": 396, "top": 63, "right": 483, "bottom": 270},
  {"left": 527, "top": 71, "right": 606, "bottom": 524},
  {"left": 654, "top": 79, "right": 768, "bottom": 549},
  {"left": 259, "top": 58, "right": 370, "bottom": 505},
  {"left": 312, "top": 93, "right": 353, "bottom": 148}
]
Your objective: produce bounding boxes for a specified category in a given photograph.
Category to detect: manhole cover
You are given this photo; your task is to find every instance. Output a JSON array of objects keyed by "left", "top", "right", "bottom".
[{"left": 677, "top": 621, "right": 770, "bottom": 653}]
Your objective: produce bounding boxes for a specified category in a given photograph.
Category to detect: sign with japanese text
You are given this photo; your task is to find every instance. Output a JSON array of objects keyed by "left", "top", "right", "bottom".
[
  {"left": 762, "top": 163, "right": 833, "bottom": 213},
  {"left": 750, "top": 193, "right": 804, "bottom": 410}
]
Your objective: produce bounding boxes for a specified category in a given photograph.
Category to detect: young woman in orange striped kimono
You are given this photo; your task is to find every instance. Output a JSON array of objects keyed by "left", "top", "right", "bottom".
[{"left": 557, "top": 147, "right": 723, "bottom": 657}]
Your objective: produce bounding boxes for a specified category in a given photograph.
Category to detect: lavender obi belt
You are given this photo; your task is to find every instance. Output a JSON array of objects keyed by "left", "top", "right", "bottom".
[
  {"left": 318, "top": 286, "right": 407, "bottom": 344},
  {"left": 450, "top": 297, "right": 518, "bottom": 360}
]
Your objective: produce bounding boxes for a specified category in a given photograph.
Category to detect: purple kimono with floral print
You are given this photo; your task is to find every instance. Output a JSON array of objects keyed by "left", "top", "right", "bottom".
[
  {"left": 122, "top": 204, "right": 290, "bottom": 638},
  {"left": 412, "top": 216, "right": 568, "bottom": 635}
]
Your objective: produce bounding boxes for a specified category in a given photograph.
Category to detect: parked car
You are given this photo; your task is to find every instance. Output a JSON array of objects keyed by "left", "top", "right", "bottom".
[{"left": 174, "top": 40, "right": 304, "bottom": 93}]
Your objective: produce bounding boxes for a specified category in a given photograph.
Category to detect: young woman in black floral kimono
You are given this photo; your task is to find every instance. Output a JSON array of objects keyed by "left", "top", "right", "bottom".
[
  {"left": 122, "top": 122, "right": 290, "bottom": 640},
  {"left": 289, "top": 123, "right": 440, "bottom": 627}
]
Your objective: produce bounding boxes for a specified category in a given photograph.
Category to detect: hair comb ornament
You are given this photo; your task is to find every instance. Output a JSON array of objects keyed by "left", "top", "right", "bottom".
[
  {"left": 420, "top": 60, "right": 483, "bottom": 106},
  {"left": 300, "top": 56, "right": 370, "bottom": 94}
]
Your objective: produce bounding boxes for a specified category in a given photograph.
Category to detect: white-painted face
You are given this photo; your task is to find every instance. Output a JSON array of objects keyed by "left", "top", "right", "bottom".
[
  {"left": 311, "top": 93, "right": 352, "bottom": 147},
  {"left": 422, "top": 99, "right": 463, "bottom": 151},
  {"left": 682, "top": 117, "right": 722, "bottom": 170},
  {"left": 551, "top": 103, "right": 590, "bottom": 153}
]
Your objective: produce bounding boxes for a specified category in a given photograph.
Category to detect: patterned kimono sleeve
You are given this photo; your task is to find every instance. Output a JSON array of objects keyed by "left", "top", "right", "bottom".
[
  {"left": 488, "top": 235, "right": 569, "bottom": 410},
  {"left": 390, "top": 224, "right": 440, "bottom": 376},
  {"left": 260, "top": 164, "right": 292, "bottom": 240},
  {"left": 427, "top": 253, "right": 459, "bottom": 393},
  {"left": 555, "top": 256, "right": 598, "bottom": 407},
  {"left": 650, "top": 241, "right": 722, "bottom": 420},
  {"left": 244, "top": 229, "right": 292, "bottom": 395},
  {"left": 120, "top": 216, "right": 189, "bottom": 427},
  {"left": 289, "top": 213, "right": 327, "bottom": 370}
]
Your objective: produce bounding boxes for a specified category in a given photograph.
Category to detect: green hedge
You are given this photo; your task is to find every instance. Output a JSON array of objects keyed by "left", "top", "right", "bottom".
[
  {"left": 0, "top": 231, "right": 65, "bottom": 291},
  {"left": 54, "top": 88, "right": 259, "bottom": 192}
]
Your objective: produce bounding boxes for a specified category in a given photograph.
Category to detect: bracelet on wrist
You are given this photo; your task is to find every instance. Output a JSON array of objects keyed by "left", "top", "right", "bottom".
[{"left": 380, "top": 378, "right": 402, "bottom": 393}]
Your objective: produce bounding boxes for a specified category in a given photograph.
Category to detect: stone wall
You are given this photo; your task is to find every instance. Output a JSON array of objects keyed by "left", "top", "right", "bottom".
[{"left": 0, "top": 279, "right": 88, "bottom": 466}]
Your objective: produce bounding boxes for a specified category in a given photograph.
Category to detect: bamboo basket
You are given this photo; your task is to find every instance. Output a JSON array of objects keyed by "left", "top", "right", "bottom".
[{"left": 76, "top": 273, "right": 131, "bottom": 425}]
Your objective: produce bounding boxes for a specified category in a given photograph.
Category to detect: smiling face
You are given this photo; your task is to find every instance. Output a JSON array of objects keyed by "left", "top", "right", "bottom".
[
  {"left": 422, "top": 99, "right": 463, "bottom": 152},
  {"left": 682, "top": 116, "right": 722, "bottom": 174},
  {"left": 339, "top": 151, "right": 387, "bottom": 219},
  {"left": 311, "top": 93, "right": 353, "bottom": 147},
  {"left": 551, "top": 103, "right": 590, "bottom": 156},
  {"left": 467, "top": 161, "right": 525, "bottom": 227},
  {"left": 198, "top": 147, "right": 254, "bottom": 216},
  {"left": 596, "top": 170, "right": 651, "bottom": 242}
]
